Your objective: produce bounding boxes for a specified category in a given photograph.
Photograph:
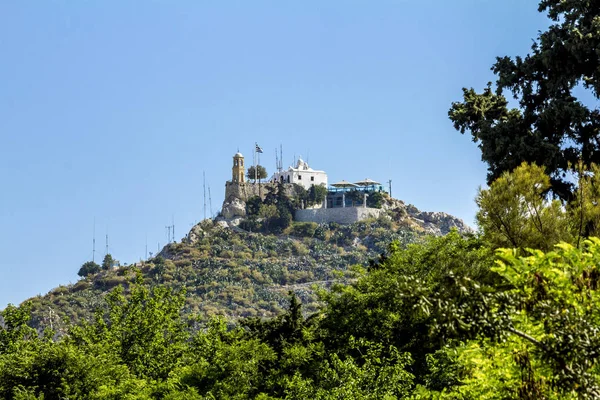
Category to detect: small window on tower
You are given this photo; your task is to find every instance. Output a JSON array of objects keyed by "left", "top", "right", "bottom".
[
  {"left": 298, "top": 175, "right": 302, "bottom": 180},
  {"left": 311, "top": 176, "right": 315, "bottom": 181}
]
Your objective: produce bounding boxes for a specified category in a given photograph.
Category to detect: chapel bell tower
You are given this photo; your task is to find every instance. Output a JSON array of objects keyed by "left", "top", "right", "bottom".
[{"left": 232, "top": 152, "right": 245, "bottom": 183}]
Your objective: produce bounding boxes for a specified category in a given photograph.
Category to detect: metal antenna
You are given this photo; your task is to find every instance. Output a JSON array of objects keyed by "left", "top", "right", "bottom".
[
  {"left": 105, "top": 233, "right": 108, "bottom": 256},
  {"left": 203, "top": 171, "right": 207, "bottom": 220},
  {"left": 92, "top": 218, "right": 96, "bottom": 262},
  {"left": 165, "top": 225, "right": 172, "bottom": 244},
  {"left": 172, "top": 215, "right": 175, "bottom": 243},
  {"left": 208, "top": 185, "right": 213, "bottom": 219},
  {"left": 254, "top": 144, "right": 258, "bottom": 183},
  {"left": 388, "top": 179, "right": 392, "bottom": 198}
]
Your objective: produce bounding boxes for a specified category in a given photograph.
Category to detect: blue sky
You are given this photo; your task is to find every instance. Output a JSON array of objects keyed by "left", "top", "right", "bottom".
[{"left": 0, "top": 1, "right": 548, "bottom": 308}]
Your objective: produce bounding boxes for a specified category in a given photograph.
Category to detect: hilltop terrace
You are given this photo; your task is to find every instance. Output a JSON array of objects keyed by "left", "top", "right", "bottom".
[{"left": 325, "top": 179, "right": 387, "bottom": 209}]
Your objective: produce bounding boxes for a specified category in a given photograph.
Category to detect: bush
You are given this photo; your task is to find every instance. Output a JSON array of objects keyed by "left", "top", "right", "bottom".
[
  {"left": 289, "top": 222, "right": 318, "bottom": 238},
  {"left": 314, "top": 225, "right": 327, "bottom": 240},
  {"left": 240, "top": 218, "right": 262, "bottom": 232},
  {"left": 307, "top": 185, "right": 328, "bottom": 207},
  {"left": 246, "top": 196, "right": 262, "bottom": 217},
  {"left": 367, "top": 191, "right": 384, "bottom": 208},
  {"left": 77, "top": 261, "right": 100, "bottom": 277}
]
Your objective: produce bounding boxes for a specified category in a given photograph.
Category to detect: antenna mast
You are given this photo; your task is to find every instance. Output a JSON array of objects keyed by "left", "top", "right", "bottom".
[
  {"left": 388, "top": 179, "right": 392, "bottom": 198},
  {"left": 203, "top": 171, "right": 207, "bottom": 220},
  {"left": 172, "top": 215, "right": 175, "bottom": 243},
  {"left": 208, "top": 186, "right": 213, "bottom": 219},
  {"left": 278, "top": 144, "right": 283, "bottom": 171},
  {"left": 105, "top": 233, "right": 108, "bottom": 256},
  {"left": 92, "top": 218, "right": 96, "bottom": 262},
  {"left": 165, "top": 225, "right": 172, "bottom": 244}
]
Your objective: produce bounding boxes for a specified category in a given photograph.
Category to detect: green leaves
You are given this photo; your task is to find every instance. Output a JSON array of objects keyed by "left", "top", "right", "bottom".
[
  {"left": 476, "top": 163, "right": 564, "bottom": 250},
  {"left": 78, "top": 261, "right": 100, "bottom": 277},
  {"left": 70, "top": 276, "right": 190, "bottom": 381},
  {"left": 0, "top": 302, "right": 35, "bottom": 355},
  {"left": 487, "top": 239, "right": 600, "bottom": 398},
  {"left": 450, "top": 0, "right": 600, "bottom": 200}
]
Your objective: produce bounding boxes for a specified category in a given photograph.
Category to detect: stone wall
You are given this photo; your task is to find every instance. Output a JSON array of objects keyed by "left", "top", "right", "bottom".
[
  {"left": 224, "top": 182, "right": 269, "bottom": 203},
  {"left": 295, "top": 207, "right": 383, "bottom": 225}
]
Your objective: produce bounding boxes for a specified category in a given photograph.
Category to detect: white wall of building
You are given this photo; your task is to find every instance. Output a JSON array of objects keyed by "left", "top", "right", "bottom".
[{"left": 271, "top": 158, "right": 328, "bottom": 190}]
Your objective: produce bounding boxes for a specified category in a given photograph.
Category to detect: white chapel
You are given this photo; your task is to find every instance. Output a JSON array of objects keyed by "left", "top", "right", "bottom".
[{"left": 271, "top": 158, "right": 328, "bottom": 190}]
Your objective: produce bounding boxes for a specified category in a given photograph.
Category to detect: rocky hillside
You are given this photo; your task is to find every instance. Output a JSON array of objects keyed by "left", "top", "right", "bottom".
[{"left": 22, "top": 199, "right": 472, "bottom": 334}]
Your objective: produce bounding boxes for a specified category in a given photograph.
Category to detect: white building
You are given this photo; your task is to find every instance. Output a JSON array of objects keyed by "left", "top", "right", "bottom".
[{"left": 271, "top": 158, "right": 328, "bottom": 190}]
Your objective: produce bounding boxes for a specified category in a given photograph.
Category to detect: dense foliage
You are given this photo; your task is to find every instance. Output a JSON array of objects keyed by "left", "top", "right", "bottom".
[
  {"left": 6, "top": 230, "right": 600, "bottom": 399},
  {"left": 247, "top": 165, "right": 268, "bottom": 182},
  {"left": 449, "top": 0, "right": 600, "bottom": 200}
]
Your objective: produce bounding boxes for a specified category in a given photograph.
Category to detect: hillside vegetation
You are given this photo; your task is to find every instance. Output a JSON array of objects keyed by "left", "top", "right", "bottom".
[{"left": 25, "top": 213, "right": 432, "bottom": 336}]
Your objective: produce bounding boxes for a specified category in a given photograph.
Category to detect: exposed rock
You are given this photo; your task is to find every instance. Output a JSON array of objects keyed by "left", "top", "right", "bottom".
[
  {"left": 228, "top": 217, "right": 243, "bottom": 227},
  {"left": 381, "top": 196, "right": 473, "bottom": 235},
  {"left": 414, "top": 211, "right": 473, "bottom": 236},
  {"left": 185, "top": 220, "right": 216, "bottom": 243},
  {"left": 215, "top": 220, "right": 229, "bottom": 229},
  {"left": 222, "top": 198, "right": 246, "bottom": 219}
]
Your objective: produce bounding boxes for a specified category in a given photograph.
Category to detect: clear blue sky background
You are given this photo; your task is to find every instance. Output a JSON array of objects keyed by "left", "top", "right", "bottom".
[{"left": 0, "top": 1, "right": 549, "bottom": 308}]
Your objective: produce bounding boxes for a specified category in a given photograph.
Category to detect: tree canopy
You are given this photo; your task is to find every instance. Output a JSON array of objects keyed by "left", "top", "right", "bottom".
[
  {"left": 247, "top": 165, "right": 268, "bottom": 182},
  {"left": 77, "top": 261, "right": 100, "bottom": 277},
  {"left": 449, "top": 0, "right": 600, "bottom": 200},
  {"left": 102, "top": 254, "right": 115, "bottom": 270}
]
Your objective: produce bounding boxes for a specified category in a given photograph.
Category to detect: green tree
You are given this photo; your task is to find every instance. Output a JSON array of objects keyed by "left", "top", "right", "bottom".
[
  {"left": 70, "top": 275, "right": 190, "bottom": 381},
  {"left": 569, "top": 163, "right": 600, "bottom": 247},
  {"left": 307, "top": 185, "right": 328, "bottom": 207},
  {"left": 476, "top": 162, "right": 571, "bottom": 251},
  {"left": 475, "top": 239, "right": 600, "bottom": 399},
  {"left": 366, "top": 191, "right": 384, "bottom": 209},
  {"left": 449, "top": 0, "right": 600, "bottom": 201},
  {"left": 247, "top": 165, "right": 268, "bottom": 182},
  {"left": 77, "top": 261, "right": 100, "bottom": 277},
  {"left": 0, "top": 302, "right": 35, "bottom": 355},
  {"left": 245, "top": 195, "right": 263, "bottom": 217},
  {"left": 318, "top": 231, "right": 497, "bottom": 384},
  {"left": 258, "top": 204, "right": 279, "bottom": 232},
  {"left": 102, "top": 253, "right": 115, "bottom": 270}
]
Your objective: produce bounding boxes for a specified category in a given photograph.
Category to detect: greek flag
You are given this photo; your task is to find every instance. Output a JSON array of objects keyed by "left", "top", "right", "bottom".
[{"left": 255, "top": 143, "right": 263, "bottom": 153}]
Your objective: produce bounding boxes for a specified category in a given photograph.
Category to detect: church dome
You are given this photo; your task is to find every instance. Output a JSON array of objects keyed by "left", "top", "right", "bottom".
[{"left": 234, "top": 152, "right": 244, "bottom": 158}]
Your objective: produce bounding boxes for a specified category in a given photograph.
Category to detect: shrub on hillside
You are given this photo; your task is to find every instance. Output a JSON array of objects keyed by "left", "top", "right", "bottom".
[
  {"left": 77, "top": 261, "right": 100, "bottom": 277},
  {"left": 289, "top": 222, "right": 318, "bottom": 238}
]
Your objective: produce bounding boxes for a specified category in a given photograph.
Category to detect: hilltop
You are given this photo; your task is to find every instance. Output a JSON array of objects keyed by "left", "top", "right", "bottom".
[{"left": 22, "top": 195, "right": 471, "bottom": 334}]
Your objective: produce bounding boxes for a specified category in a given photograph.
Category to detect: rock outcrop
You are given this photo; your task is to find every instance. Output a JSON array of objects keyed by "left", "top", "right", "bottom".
[
  {"left": 382, "top": 197, "right": 473, "bottom": 235},
  {"left": 221, "top": 197, "right": 246, "bottom": 219}
]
